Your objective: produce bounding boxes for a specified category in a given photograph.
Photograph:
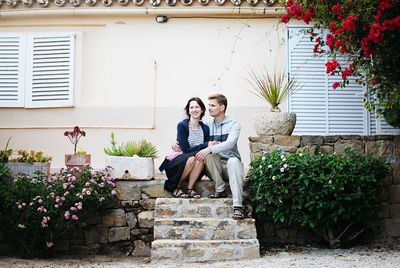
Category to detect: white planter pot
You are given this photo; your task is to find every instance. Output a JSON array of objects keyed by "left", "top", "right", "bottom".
[
  {"left": 105, "top": 155, "right": 155, "bottom": 180},
  {"left": 253, "top": 112, "right": 296, "bottom": 136},
  {"left": 5, "top": 162, "right": 51, "bottom": 178}
]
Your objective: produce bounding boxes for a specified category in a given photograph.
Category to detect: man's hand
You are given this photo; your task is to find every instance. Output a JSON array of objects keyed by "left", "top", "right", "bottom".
[
  {"left": 172, "top": 141, "right": 181, "bottom": 152},
  {"left": 208, "top": 141, "right": 219, "bottom": 146},
  {"left": 196, "top": 147, "right": 212, "bottom": 162}
]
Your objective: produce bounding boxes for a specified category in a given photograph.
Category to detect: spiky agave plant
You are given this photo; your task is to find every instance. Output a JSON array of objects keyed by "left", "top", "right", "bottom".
[
  {"left": 245, "top": 67, "right": 299, "bottom": 112},
  {"left": 122, "top": 139, "right": 157, "bottom": 158}
]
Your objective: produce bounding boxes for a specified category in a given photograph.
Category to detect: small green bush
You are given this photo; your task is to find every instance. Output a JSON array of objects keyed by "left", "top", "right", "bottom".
[
  {"left": 0, "top": 166, "right": 119, "bottom": 258},
  {"left": 248, "top": 148, "right": 389, "bottom": 248},
  {"left": 104, "top": 132, "right": 157, "bottom": 158}
]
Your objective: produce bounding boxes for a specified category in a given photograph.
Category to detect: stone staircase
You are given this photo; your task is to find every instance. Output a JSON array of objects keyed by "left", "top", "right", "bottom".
[{"left": 151, "top": 197, "right": 260, "bottom": 263}]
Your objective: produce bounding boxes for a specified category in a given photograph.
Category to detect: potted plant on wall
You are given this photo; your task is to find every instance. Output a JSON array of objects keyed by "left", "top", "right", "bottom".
[
  {"left": 1, "top": 138, "right": 52, "bottom": 177},
  {"left": 104, "top": 132, "right": 157, "bottom": 180},
  {"left": 245, "top": 67, "right": 299, "bottom": 136},
  {"left": 64, "top": 126, "right": 91, "bottom": 169}
]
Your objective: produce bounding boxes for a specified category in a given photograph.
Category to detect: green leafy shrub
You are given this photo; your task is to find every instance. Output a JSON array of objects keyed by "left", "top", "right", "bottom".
[
  {"left": 0, "top": 166, "right": 119, "bottom": 258},
  {"left": 248, "top": 148, "right": 389, "bottom": 248},
  {"left": 104, "top": 132, "right": 157, "bottom": 158}
]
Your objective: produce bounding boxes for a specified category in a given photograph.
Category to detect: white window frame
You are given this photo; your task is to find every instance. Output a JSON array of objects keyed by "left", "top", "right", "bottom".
[{"left": 0, "top": 32, "right": 75, "bottom": 108}]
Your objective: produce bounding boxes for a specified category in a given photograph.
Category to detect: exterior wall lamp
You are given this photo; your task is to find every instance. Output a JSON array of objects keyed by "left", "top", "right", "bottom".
[{"left": 155, "top": 16, "right": 168, "bottom": 23}]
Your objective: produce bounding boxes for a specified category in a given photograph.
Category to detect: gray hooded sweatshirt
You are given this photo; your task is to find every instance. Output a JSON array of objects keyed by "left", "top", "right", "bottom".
[{"left": 205, "top": 116, "right": 241, "bottom": 160}]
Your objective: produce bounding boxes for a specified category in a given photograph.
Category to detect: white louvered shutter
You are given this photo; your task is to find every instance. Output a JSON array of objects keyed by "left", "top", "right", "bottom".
[
  {"left": 288, "top": 27, "right": 328, "bottom": 135},
  {"left": 25, "top": 33, "right": 74, "bottom": 108},
  {"left": 0, "top": 34, "right": 26, "bottom": 107},
  {"left": 288, "top": 27, "right": 368, "bottom": 135}
]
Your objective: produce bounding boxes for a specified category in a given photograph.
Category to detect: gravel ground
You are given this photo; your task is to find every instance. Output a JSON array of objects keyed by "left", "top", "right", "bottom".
[{"left": 1, "top": 245, "right": 400, "bottom": 268}]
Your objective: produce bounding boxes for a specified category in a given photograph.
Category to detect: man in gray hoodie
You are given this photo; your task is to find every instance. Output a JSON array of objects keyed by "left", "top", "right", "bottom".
[{"left": 196, "top": 94, "right": 245, "bottom": 220}]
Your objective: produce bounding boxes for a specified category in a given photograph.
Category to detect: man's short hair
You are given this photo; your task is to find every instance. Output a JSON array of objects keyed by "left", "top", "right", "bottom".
[{"left": 208, "top": 94, "right": 227, "bottom": 113}]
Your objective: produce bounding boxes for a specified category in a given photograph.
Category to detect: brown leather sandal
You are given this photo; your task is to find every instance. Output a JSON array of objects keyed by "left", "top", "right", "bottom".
[
  {"left": 207, "top": 190, "right": 227, "bottom": 199},
  {"left": 172, "top": 187, "right": 188, "bottom": 198},
  {"left": 232, "top": 207, "right": 245, "bottom": 220}
]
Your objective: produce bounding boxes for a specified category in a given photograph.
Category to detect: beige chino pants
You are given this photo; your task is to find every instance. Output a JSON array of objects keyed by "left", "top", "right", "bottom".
[{"left": 204, "top": 154, "right": 244, "bottom": 208}]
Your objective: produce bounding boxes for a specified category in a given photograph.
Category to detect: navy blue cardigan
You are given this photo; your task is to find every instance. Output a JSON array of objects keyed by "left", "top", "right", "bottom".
[
  {"left": 177, "top": 119, "right": 210, "bottom": 153},
  {"left": 159, "top": 119, "right": 210, "bottom": 172}
]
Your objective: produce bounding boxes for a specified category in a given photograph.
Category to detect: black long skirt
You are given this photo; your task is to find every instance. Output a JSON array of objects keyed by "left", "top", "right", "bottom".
[{"left": 160, "top": 151, "right": 198, "bottom": 193}]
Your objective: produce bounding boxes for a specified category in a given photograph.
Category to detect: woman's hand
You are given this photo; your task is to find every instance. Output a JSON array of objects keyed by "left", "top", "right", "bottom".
[{"left": 172, "top": 142, "right": 182, "bottom": 152}]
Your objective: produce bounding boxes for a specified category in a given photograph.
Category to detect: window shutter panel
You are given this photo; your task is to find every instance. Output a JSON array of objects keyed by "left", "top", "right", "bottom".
[
  {"left": 25, "top": 33, "right": 74, "bottom": 108},
  {"left": 288, "top": 27, "right": 328, "bottom": 135},
  {"left": 288, "top": 27, "right": 368, "bottom": 135},
  {"left": 0, "top": 33, "right": 25, "bottom": 107}
]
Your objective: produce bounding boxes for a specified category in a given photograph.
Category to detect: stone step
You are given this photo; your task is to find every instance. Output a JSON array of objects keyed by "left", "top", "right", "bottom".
[
  {"left": 155, "top": 198, "right": 234, "bottom": 219},
  {"left": 154, "top": 217, "right": 257, "bottom": 240},
  {"left": 151, "top": 239, "right": 260, "bottom": 263}
]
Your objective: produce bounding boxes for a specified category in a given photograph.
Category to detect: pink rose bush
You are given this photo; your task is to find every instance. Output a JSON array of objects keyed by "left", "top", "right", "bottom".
[{"left": 0, "top": 165, "right": 118, "bottom": 258}]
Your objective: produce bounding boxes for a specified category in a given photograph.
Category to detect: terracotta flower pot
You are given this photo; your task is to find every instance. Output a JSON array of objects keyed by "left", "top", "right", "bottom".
[{"left": 65, "top": 154, "right": 91, "bottom": 169}]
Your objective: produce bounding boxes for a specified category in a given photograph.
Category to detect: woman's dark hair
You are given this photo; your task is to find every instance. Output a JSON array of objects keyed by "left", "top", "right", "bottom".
[{"left": 184, "top": 97, "right": 206, "bottom": 120}]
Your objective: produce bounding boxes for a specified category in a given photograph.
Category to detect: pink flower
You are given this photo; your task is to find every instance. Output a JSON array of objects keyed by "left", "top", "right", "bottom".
[
  {"left": 22, "top": 203, "right": 26, "bottom": 207},
  {"left": 99, "top": 182, "right": 105, "bottom": 188},
  {"left": 280, "top": 168, "right": 285, "bottom": 172},
  {"left": 38, "top": 199, "right": 43, "bottom": 204},
  {"left": 64, "top": 211, "right": 70, "bottom": 220},
  {"left": 85, "top": 182, "right": 90, "bottom": 187},
  {"left": 18, "top": 224, "right": 25, "bottom": 228},
  {"left": 46, "top": 242, "right": 54, "bottom": 248},
  {"left": 70, "top": 184, "right": 75, "bottom": 189},
  {"left": 72, "top": 215, "right": 78, "bottom": 221},
  {"left": 111, "top": 190, "right": 117, "bottom": 196},
  {"left": 70, "top": 207, "right": 77, "bottom": 211},
  {"left": 99, "top": 197, "right": 105, "bottom": 202},
  {"left": 18, "top": 205, "right": 22, "bottom": 209},
  {"left": 55, "top": 204, "right": 59, "bottom": 208}
]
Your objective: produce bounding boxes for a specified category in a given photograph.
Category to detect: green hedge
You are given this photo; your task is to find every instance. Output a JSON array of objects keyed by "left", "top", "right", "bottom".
[{"left": 248, "top": 148, "right": 389, "bottom": 247}]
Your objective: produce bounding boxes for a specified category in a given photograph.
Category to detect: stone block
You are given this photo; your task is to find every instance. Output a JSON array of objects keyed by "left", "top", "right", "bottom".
[
  {"left": 182, "top": 209, "right": 196, "bottom": 216},
  {"left": 301, "top": 136, "right": 324, "bottom": 146},
  {"left": 390, "top": 204, "right": 400, "bottom": 218},
  {"left": 393, "top": 162, "right": 400, "bottom": 184},
  {"left": 138, "top": 211, "right": 154, "bottom": 228},
  {"left": 108, "top": 227, "right": 130, "bottom": 242},
  {"left": 390, "top": 185, "right": 400, "bottom": 203},
  {"left": 321, "top": 146, "right": 334, "bottom": 154},
  {"left": 258, "top": 143, "right": 279, "bottom": 154},
  {"left": 121, "top": 200, "right": 139, "bottom": 208},
  {"left": 139, "top": 199, "right": 156, "bottom": 210},
  {"left": 165, "top": 228, "right": 185, "bottom": 239},
  {"left": 198, "top": 207, "right": 211, "bottom": 216},
  {"left": 238, "top": 228, "right": 257, "bottom": 239},
  {"left": 187, "top": 228, "right": 208, "bottom": 239},
  {"left": 156, "top": 198, "right": 182, "bottom": 205},
  {"left": 365, "top": 140, "right": 394, "bottom": 158},
  {"left": 151, "top": 248, "right": 180, "bottom": 260},
  {"left": 323, "top": 136, "right": 340, "bottom": 143},
  {"left": 116, "top": 181, "right": 142, "bottom": 201},
  {"left": 334, "top": 140, "right": 364, "bottom": 155},
  {"left": 139, "top": 234, "right": 154, "bottom": 242},
  {"left": 102, "top": 209, "right": 126, "bottom": 227},
  {"left": 84, "top": 227, "right": 108, "bottom": 244},
  {"left": 250, "top": 143, "right": 260, "bottom": 153},
  {"left": 126, "top": 212, "right": 137, "bottom": 229},
  {"left": 244, "top": 246, "right": 261, "bottom": 259},
  {"left": 142, "top": 187, "right": 171, "bottom": 198},
  {"left": 211, "top": 248, "right": 234, "bottom": 259},
  {"left": 132, "top": 240, "right": 151, "bottom": 257},
  {"left": 54, "top": 240, "right": 70, "bottom": 252},
  {"left": 216, "top": 207, "right": 229, "bottom": 216},
  {"left": 155, "top": 210, "right": 177, "bottom": 217},
  {"left": 274, "top": 135, "right": 301, "bottom": 147},
  {"left": 131, "top": 228, "right": 149, "bottom": 236},
  {"left": 385, "top": 218, "right": 400, "bottom": 236},
  {"left": 276, "top": 227, "right": 288, "bottom": 240},
  {"left": 183, "top": 249, "right": 205, "bottom": 258},
  {"left": 212, "top": 229, "right": 234, "bottom": 240},
  {"left": 248, "top": 136, "right": 274, "bottom": 143}
]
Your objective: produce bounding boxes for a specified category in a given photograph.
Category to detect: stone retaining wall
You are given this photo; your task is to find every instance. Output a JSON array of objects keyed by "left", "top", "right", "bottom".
[{"left": 249, "top": 134, "right": 400, "bottom": 244}]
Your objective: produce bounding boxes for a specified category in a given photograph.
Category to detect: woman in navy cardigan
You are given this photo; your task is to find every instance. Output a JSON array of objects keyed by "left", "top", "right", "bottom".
[{"left": 159, "top": 97, "right": 212, "bottom": 198}]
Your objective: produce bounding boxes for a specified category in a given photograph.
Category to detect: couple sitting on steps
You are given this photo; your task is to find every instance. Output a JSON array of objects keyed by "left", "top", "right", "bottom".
[{"left": 159, "top": 94, "right": 245, "bottom": 220}]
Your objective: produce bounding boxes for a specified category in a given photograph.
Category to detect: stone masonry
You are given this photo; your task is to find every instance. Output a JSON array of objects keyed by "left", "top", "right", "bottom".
[
  {"left": 151, "top": 198, "right": 260, "bottom": 263},
  {"left": 249, "top": 134, "right": 400, "bottom": 244}
]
